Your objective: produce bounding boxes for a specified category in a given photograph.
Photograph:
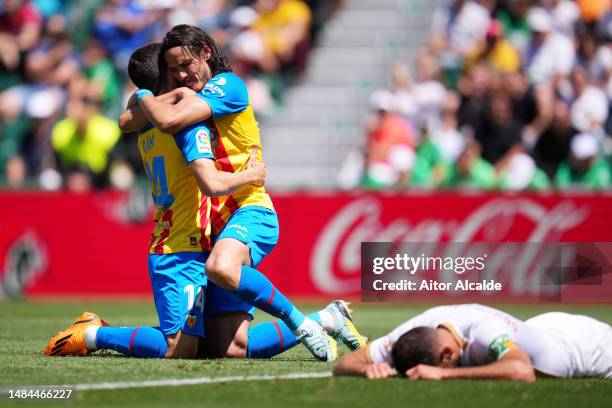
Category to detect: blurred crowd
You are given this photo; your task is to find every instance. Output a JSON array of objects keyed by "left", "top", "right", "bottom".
[
  {"left": 355, "top": 0, "right": 612, "bottom": 191},
  {"left": 0, "top": 0, "right": 338, "bottom": 190}
]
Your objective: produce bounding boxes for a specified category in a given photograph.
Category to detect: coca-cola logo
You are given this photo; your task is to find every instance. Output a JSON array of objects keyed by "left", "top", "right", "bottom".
[{"left": 311, "top": 197, "right": 590, "bottom": 294}]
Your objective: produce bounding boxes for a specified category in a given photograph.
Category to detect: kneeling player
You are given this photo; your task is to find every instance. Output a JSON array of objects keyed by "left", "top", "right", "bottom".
[
  {"left": 334, "top": 304, "right": 612, "bottom": 380},
  {"left": 45, "top": 43, "right": 366, "bottom": 360}
]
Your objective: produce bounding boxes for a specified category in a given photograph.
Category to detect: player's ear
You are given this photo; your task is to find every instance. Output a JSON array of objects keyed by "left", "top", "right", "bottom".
[
  {"left": 439, "top": 346, "right": 454, "bottom": 367},
  {"left": 201, "top": 46, "right": 212, "bottom": 62}
]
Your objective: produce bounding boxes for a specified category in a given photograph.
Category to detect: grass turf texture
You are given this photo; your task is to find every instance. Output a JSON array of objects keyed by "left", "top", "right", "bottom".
[{"left": 1, "top": 301, "right": 611, "bottom": 407}]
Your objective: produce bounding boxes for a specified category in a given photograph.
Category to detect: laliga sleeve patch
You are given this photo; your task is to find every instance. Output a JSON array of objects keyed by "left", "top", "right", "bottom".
[
  {"left": 488, "top": 334, "right": 517, "bottom": 360},
  {"left": 196, "top": 129, "right": 212, "bottom": 154}
]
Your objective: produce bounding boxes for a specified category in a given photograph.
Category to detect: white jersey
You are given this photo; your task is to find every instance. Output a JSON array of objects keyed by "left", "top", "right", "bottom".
[{"left": 368, "top": 304, "right": 612, "bottom": 378}]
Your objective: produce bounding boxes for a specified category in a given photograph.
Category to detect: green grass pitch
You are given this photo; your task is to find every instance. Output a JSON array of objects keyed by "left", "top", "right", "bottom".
[{"left": 1, "top": 301, "right": 611, "bottom": 407}]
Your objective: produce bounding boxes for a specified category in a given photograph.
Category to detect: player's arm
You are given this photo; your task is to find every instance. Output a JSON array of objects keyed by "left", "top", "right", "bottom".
[
  {"left": 406, "top": 347, "right": 536, "bottom": 382},
  {"left": 190, "top": 146, "right": 265, "bottom": 197},
  {"left": 118, "top": 88, "right": 192, "bottom": 133},
  {"left": 333, "top": 347, "right": 397, "bottom": 379},
  {"left": 139, "top": 92, "right": 212, "bottom": 134},
  {"left": 137, "top": 74, "right": 248, "bottom": 134}
]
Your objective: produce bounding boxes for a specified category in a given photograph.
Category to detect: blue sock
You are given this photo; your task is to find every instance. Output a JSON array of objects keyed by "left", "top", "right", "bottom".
[
  {"left": 246, "top": 313, "right": 321, "bottom": 359},
  {"left": 234, "top": 265, "right": 305, "bottom": 330},
  {"left": 96, "top": 326, "right": 167, "bottom": 358}
]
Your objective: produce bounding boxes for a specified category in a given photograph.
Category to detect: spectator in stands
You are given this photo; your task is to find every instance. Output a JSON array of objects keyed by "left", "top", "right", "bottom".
[
  {"left": 252, "top": 0, "right": 312, "bottom": 74},
  {"left": 541, "top": 0, "right": 580, "bottom": 37},
  {"left": 498, "top": 152, "right": 551, "bottom": 190},
  {"left": 569, "top": 64, "right": 609, "bottom": 134},
  {"left": 82, "top": 38, "right": 122, "bottom": 117},
  {"left": 362, "top": 90, "right": 416, "bottom": 189},
  {"left": 475, "top": 90, "right": 524, "bottom": 166},
  {"left": 411, "top": 93, "right": 465, "bottom": 188},
  {"left": 430, "top": 0, "right": 490, "bottom": 89},
  {"left": 533, "top": 98, "right": 577, "bottom": 178},
  {"left": 555, "top": 132, "right": 610, "bottom": 189},
  {"left": 93, "top": 0, "right": 158, "bottom": 71},
  {"left": 576, "top": 0, "right": 610, "bottom": 24},
  {"left": 441, "top": 138, "right": 497, "bottom": 189},
  {"left": 0, "top": 0, "right": 42, "bottom": 80},
  {"left": 430, "top": 0, "right": 490, "bottom": 57},
  {"left": 467, "top": 19, "right": 521, "bottom": 74},
  {"left": 51, "top": 85, "right": 121, "bottom": 191},
  {"left": 392, "top": 54, "right": 447, "bottom": 135},
  {"left": 501, "top": 68, "right": 554, "bottom": 150},
  {"left": 495, "top": 0, "right": 532, "bottom": 52},
  {"left": 523, "top": 7, "right": 575, "bottom": 84}
]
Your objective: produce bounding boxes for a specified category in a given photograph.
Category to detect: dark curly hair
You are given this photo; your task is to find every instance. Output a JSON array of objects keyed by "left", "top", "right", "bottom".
[
  {"left": 160, "top": 25, "right": 232, "bottom": 78},
  {"left": 391, "top": 327, "right": 440, "bottom": 376}
]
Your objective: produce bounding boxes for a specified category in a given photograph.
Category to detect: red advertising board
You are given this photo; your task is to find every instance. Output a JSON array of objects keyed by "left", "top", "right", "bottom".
[{"left": 1, "top": 191, "right": 611, "bottom": 300}]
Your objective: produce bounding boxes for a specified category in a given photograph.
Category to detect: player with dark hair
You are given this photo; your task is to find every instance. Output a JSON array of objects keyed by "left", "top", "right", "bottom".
[
  {"left": 119, "top": 25, "right": 366, "bottom": 362},
  {"left": 128, "top": 43, "right": 163, "bottom": 92},
  {"left": 46, "top": 40, "right": 365, "bottom": 361},
  {"left": 334, "top": 304, "right": 612, "bottom": 381},
  {"left": 390, "top": 326, "right": 439, "bottom": 374},
  {"left": 45, "top": 42, "right": 267, "bottom": 359}
]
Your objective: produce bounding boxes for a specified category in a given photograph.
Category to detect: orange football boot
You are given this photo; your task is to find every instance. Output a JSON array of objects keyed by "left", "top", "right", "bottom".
[{"left": 44, "top": 312, "right": 109, "bottom": 357}]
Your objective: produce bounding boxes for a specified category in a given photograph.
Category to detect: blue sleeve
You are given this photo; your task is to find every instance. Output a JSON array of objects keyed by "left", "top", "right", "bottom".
[
  {"left": 174, "top": 123, "right": 215, "bottom": 163},
  {"left": 196, "top": 73, "right": 249, "bottom": 118}
]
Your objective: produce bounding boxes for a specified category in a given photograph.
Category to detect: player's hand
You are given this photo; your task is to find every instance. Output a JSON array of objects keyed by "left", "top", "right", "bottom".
[
  {"left": 248, "top": 145, "right": 266, "bottom": 186},
  {"left": 363, "top": 363, "right": 397, "bottom": 380},
  {"left": 406, "top": 364, "right": 445, "bottom": 380},
  {"left": 175, "top": 86, "right": 196, "bottom": 100}
]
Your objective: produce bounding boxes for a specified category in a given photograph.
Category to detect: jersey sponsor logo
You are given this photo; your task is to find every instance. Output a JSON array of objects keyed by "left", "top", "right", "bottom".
[
  {"left": 227, "top": 224, "right": 248, "bottom": 239},
  {"left": 196, "top": 129, "right": 212, "bottom": 154},
  {"left": 204, "top": 82, "right": 226, "bottom": 97},
  {"left": 488, "top": 334, "right": 516, "bottom": 359}
]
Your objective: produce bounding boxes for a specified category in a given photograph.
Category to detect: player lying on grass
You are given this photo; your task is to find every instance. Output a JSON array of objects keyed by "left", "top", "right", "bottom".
[
  {"left": 44, "top": 42, "right": 366, "bottom": 360},
  {"left": 333, "top": 304, "right": 612, "bottom": 381},
  {"left": 117, "top": 25, "right": 364, "bottom": 362}
]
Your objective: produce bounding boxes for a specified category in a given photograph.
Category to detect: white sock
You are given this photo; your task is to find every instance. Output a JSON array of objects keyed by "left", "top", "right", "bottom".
[
  {"left": 316, "top": 310, "right": 336, "bottom": 332},
  {"left": 84, "top": 326, "right": 99, "bottom": 350}
]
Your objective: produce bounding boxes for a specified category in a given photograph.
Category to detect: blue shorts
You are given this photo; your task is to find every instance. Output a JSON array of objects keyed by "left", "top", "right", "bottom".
[
  {"left": 148, "top": 252, "right": 207, "bottom": 337},
  {"left": 215, "top": 206, "right": 279, "bottom": 267},
  {"left": 205, "top": 206, "right": 279, "bottom": 319}
]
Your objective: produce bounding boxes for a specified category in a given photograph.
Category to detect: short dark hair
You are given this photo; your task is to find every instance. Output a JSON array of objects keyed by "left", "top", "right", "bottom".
[
  {"left": 128, "top": 43, "right": 162, "bottom": 91},
  {"left": 391, "top": 327, "right": 440, "bottom": 376},
  {"left": 160, "top": 25, "right": 231, "bottom": 77}
]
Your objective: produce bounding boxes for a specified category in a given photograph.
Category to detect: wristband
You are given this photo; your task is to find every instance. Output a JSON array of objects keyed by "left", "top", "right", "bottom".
[{"left": 135, "top": 89, "right": 153, "bottom": 103}]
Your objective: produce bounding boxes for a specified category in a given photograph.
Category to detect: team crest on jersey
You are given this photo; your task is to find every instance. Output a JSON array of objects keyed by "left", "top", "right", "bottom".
[
  {"left": 196, "top": 129, "right": 212, "bottom": 154},
  {"left": 186, "top": 313, "right": 197, "bottom": 328}
]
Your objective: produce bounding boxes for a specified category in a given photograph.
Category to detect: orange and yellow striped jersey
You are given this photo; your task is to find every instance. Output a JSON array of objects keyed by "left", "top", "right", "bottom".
[
  {"left": 137, "top": 123, "right": 215, "bottom": 254},
  {"left": 197, "top": 72, "right": 275, "bottom": 237}
]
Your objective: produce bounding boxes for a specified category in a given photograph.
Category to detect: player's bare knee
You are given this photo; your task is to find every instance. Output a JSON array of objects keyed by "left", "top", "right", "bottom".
[
  {"left": 165, "top": 336, "right": 178, "bottom": 358},
  {"left": 225, "top": 331, "right": 248, "bottom": 358},
  {"left": 206, "top": 255, "right": 240, "bottom": 289},
  {"left": 224, "top": 342, "right": 247, "bottom": 359}
]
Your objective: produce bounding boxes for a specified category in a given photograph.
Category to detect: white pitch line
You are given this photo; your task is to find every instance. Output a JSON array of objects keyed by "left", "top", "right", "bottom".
[{"left": 1, "top": 371, "right": 333, "bottom": 393}]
